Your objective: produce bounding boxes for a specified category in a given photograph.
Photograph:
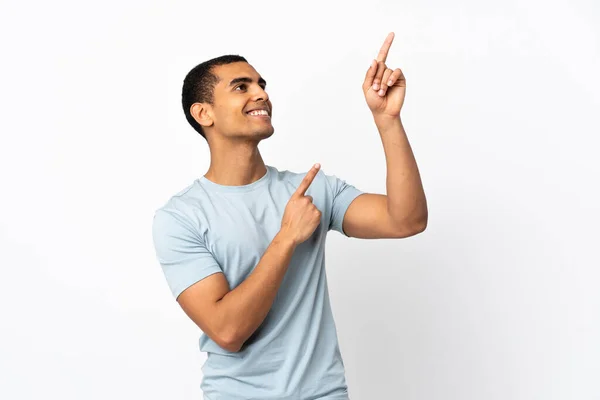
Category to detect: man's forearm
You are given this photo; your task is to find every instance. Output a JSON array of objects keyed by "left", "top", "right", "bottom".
[
  {"left": 375, "top": 116, "right": 428, "bottom": 228},
  {"left": 215, "top": 230, "right": 297, "bottom": 352}
]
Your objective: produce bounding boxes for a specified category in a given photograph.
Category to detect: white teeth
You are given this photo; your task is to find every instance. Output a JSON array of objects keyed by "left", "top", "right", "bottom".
[{"left": 248, "top": 109, "right": 269, "bottom": 116}]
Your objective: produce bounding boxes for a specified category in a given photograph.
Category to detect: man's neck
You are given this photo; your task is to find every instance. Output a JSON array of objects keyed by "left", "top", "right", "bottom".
[{"left": 204, "top": 147, "right": 267, "bottom": 186}]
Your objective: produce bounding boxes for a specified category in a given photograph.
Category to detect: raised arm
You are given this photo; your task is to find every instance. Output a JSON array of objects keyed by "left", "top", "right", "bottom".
[{"left": 342, "top": 32, "right": 428, "bottom": 239}]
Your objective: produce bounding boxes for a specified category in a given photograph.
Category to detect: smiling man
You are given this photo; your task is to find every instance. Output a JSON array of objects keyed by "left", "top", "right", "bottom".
[{"left": 152, "top": 32, "right": 428, "bottom": 400}]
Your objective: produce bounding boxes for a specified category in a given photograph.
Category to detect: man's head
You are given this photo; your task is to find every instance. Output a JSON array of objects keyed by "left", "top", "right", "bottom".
[{"left": 182, "top": 55, "right": 274, "bottom": 143}]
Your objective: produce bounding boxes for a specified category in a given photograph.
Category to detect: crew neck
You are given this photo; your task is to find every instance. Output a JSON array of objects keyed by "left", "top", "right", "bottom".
[{"left": 198, "top": 165, "right": 272, "bottom": 193}]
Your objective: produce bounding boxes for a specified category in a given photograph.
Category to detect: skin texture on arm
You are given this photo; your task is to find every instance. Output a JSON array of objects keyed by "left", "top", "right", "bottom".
[
  {"left": 343, "top": 192, "right": 425, "bottom": 239},
  {"left": 178, "top": 231, "right": 297, "bottom": 352}
]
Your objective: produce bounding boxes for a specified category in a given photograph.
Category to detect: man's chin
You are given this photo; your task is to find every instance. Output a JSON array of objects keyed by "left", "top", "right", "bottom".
[
  {"left": 236, "top": 127, "right": 274, "bottom": 142},
  {"left": 256, "top": 128, "right": 275, "bottom": 139},
  {"left": 253, "top": 124, "right": 275, "bottom": 136}
]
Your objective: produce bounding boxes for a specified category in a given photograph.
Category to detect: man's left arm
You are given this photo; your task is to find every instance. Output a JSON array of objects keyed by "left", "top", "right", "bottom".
[{"left": 342, "top": 32, "right": 428, "bottom": 239}]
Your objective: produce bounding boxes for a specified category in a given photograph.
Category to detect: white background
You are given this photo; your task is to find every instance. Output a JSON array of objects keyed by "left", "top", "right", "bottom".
[{"left": 1, "top": 0, "right": 599, "bottom": 399}]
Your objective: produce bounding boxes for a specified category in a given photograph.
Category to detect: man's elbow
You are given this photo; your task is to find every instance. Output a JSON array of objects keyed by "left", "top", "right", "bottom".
[
  {"left": 220, "top": 341, "right": 242, "bottom": 353},
  {"left": 218, "top": 332, "right": 244, "bottom": 353},
  {"left": 406, "top": 215, "right": 427, "bottom": 236},
  {"left": 415, "top": 215, "right": 428, "bottom": 233}
]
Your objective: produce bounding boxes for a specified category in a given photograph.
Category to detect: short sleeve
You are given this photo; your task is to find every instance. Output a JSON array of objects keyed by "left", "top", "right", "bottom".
[
  {"left": 152, "top": 209, "right": 223, "bottom": 300},
  {"left": 323, "top": 172, "right": 364, "bottom": 236}
]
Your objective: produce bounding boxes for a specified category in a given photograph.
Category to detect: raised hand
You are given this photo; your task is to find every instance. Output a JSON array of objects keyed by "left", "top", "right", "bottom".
[
  {"left": 280, "top": 164, "right": 323, "bottom": 246},
  {"left": 362, "top": 32, "right": 406, "bottom": 119}
]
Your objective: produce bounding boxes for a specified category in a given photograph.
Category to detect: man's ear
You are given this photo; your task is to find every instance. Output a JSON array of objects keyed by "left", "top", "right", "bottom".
[{"left": 190, "top": 103, "right": 214, "bottom": 127}]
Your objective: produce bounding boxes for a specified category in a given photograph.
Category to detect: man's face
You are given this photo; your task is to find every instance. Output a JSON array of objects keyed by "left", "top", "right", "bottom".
[{"left": 207, "top": 62, "right": 274, "bottom": 141}]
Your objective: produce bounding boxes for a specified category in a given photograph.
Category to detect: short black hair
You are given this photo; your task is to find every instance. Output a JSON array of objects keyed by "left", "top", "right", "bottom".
[{"left": 181, "top": 55, "right": 248, "bottom": 140}]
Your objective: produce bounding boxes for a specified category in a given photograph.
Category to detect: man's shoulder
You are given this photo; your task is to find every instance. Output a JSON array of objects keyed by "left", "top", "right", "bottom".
[{"left": 154, "top": 180, "right": 205, "bottom": 217}]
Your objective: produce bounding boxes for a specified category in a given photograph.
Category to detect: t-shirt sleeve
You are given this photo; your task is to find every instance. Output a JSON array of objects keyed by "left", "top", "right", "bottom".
[
  {"left": 152, "top": 209, "right": 223, "bottom": 300},
  {"left": 323, "top": 171, "right": 364, "bottom": 237}
]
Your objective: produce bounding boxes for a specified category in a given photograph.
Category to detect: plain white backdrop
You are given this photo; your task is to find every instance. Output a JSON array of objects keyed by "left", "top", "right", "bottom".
[{"left": 1, "top": 0, "right": 599, "bottom": 399}]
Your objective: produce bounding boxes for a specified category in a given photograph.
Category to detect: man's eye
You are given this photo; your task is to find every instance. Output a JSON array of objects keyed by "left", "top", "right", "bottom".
[{"left": 234, "top": 84, "right": 266, "bottom": 91}]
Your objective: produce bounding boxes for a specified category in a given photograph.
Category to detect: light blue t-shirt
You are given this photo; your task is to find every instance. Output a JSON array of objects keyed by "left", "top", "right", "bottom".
[{"left": 152, "top": 165, "right": 363, "bottom": 400}]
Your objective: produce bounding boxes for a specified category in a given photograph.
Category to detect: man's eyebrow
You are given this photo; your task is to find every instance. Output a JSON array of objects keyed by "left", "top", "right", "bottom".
[{"left": 227, "top": 76, "right": 267, "bottom": 87}]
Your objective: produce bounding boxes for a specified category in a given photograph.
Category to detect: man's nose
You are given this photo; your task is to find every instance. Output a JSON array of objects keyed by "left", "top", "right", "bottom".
[{"left": 252, "top": 86, "right": 269, "bottom": 102}]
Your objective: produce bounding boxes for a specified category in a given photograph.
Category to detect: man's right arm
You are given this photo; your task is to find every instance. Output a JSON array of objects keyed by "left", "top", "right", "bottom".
[
  {"left": 177, "top": 229, "right": 297, "bottom": 353},
  {"left": 177, "top": 163, "right": 323, "bottom": 353}
]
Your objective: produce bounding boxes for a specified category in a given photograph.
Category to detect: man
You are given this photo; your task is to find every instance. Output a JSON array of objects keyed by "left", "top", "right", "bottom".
[{"left": 152, "top": 32, "right": 428, "bottom": 400}]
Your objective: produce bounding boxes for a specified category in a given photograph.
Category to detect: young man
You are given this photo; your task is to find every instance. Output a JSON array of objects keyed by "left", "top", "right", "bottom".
[{"left": 152, "top": 32, "right": 428, "bottom": 400}]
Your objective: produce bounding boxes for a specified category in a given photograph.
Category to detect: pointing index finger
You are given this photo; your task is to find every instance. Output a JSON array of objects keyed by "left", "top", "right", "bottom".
[
  {"left": 376, "top": 32, "right": 395, "bottom": 63},
  {"left": 294, "top": 163, "right": 321, "bottom": 197}
]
